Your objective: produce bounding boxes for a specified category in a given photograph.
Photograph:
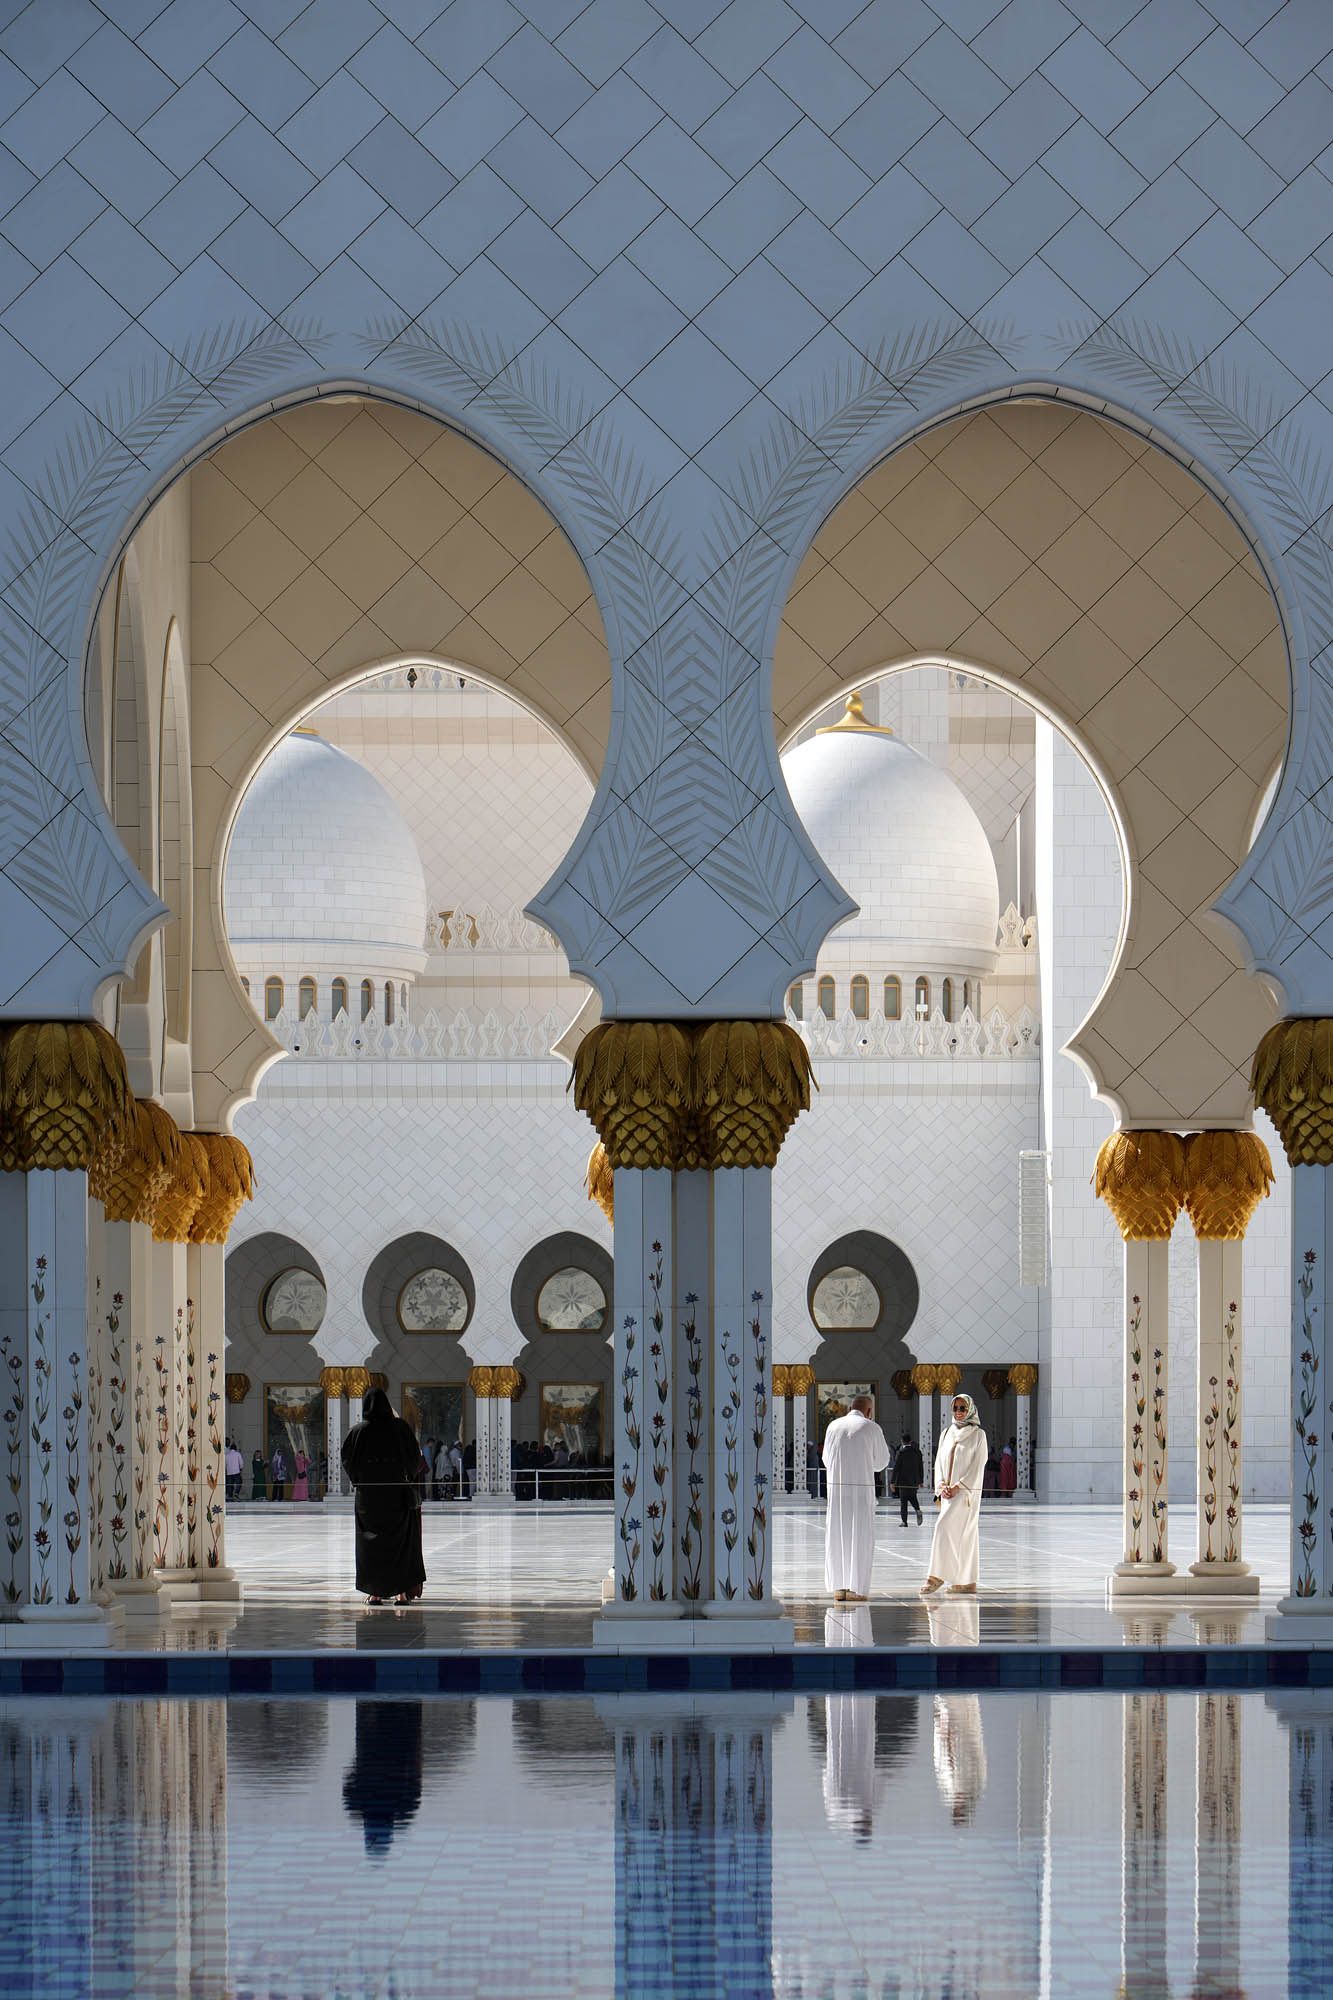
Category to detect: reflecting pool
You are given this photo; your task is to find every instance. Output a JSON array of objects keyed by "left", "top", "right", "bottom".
[{"left": 1, "top": 1685, "right": 1329, "bottom": 1996}]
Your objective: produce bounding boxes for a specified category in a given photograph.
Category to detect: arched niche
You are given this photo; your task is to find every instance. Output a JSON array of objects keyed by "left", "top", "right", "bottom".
[
  {"left": 361, "top": 1233, "right": 476, "bottom": 1426},
  {"left": 508, "top": 1230, "right": 615, "bottom": 1460},
  {"left": 774, "top": 399, "right": 1288, "bottom": 1127},
  {"left": 81, "top": 392, "right": 612, "bottom": 1131},
  {"left": 806, "top": 1231, "right": 920, "bottom": 1400},
  {"left": 222, "top": 1231, "right": 328, "bottom": 1473}
]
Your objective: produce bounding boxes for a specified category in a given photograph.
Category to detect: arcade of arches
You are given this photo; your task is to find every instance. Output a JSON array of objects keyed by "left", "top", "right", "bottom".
[{"left": 2, "top": 390, "right": 1329, "bottom": 1644}]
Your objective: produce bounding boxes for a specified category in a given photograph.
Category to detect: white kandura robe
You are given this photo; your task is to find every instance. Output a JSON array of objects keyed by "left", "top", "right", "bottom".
[
  {"left": 822, "top": 1410, "right": 891, "bottom": 1595},
  {"left": 927, "top": 1423, "right": 988, "bottom": 1587}
]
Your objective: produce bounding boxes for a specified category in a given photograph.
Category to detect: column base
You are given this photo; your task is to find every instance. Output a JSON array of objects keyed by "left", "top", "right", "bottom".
[
  {"left": 154, "top": 1566, "right": 243, "bottom": 1604},
  {"left": 1186, "top": 1562, "right": 1259, "bottom": 1596},
  {"left": 7, "top": 1604, "right": 118, "bottom": 1650},
  {"left": 1267, "top": 1599, "right": 1333, "bottom": 1641},
  {"left": 109, "top": 1577, "right": 167, "bottom": 1616},
  {"left": 593, "top": 1601, "right": 794, "bottom": 1650},
  {"left": 1109, "top": 1561, "right": 1179, "bottom": 1595},
  {"left": 468, "top": 1492, "right": 516, "bottom": 1510},
  {"left": 1012, "top": 1490, "right": 1037, "bottom": 1504},
  {"left": 775, "top": 1490, "right": 817, "bottom": 1507}
]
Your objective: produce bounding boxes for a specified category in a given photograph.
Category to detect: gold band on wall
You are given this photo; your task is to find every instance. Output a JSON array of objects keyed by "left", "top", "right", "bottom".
[
  {"left": 573, "top": 1019, "right": 814, "bottom": 1172},
  {"left": 1252, "top": 1019, "right": 1333, "bottom": 1165}
]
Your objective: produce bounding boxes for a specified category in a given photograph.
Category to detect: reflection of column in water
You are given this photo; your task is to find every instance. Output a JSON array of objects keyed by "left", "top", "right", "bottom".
[
  {"left": 932, "top": 1694, "right": 987, "bottom": 1826},
  {"left": 1194, "top": 1691, "right": 1241, "bottom": 1995},
  {"left": 1267, "top": 1691, "right": 1333, "bottom": 1998},
  {"left": 1121, "top": 1693, "right": 1169, "bottom": 1996},
  {"left": 603, "top": 1694, "right": 785, "bottom": 2000}
]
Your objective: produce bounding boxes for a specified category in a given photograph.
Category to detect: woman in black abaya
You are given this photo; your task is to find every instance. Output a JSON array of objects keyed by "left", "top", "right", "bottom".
[{"left": 341, "top": 1389, "right": 426, "bottom": 1604}]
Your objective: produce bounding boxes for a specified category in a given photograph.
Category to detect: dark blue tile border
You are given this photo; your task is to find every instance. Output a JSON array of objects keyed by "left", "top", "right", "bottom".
[{"left": 0, "top": 1645, "right": 1329, "bottom": 1695}]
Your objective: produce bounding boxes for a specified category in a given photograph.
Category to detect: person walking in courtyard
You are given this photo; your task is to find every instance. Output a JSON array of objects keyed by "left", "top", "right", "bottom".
[
  {"left": 922, "top": 1394, "right": 988, "bottom": 1596},
  {"left": 821, "top": 1394, "right": 890, "bottom": 1602},
  {"left": 341, "top": 1388, "right": 426, "bottom": 1605},
  {"left": 891, "top": 1433, "right": 924, "bottom": 1526},
  {"left": 250, "top": 1447, "right": 266, "bottom": 1500},
  {"left": 291, "top": 1449, "right": 310, "bottom": 1502},
  {"left": 269, "top": 1445, "right": 288, "bottom": 1502},
  {"left": 225, "top": 1438, "right": 244, "bottom": 1504}
]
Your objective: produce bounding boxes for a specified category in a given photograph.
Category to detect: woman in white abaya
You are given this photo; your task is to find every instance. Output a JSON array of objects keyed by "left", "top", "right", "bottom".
[{"left": 922, "top": 1391, "right": 988, "bottom": 1594}]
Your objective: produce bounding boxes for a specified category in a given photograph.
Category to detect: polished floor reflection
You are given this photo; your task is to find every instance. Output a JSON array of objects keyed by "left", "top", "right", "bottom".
[
  {"left": 119, "top": 1503, "right": 1291, "bottom": 1654},
  {"left": 1, "top": 1684, "right": 1329, "bottom": 1997}
]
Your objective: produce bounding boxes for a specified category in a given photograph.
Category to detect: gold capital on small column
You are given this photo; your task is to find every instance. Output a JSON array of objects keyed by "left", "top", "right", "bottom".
[
  {"left": 188, "top": 1134, "right": 256, "bottom": 1243},
  {"left": 771, "top": 1364, "right": 791, "bottom": 1397},
  {"left": 225, "top": 1373, "right": 251, "bottom": 1403},
  {"left": 468, "top": 1365, "right": 495, "bottom": 1397},
  {"left": 1182, "top": 1130, "right": 1274, "bottom": 1239},
  {"left": 491, "top": 1366, "right": 523, "bottom": 1399},
  {"left": 788, "top": 1364, "right": 815, "bottom": 1396},
  {"left": 573, "top": 1019, "right": 814, "bottom": 1171},
  {"left": 319, "top": 1367, "right": 345, "bottom": 1398},
  {"left": 1009, "top": 1363, "right": 1038, "bottom": 1395},
  {"left": 935, "top": 1363, "right": 962, "bottom": 1396},
  {"left": 1251, "top": 1018, "right": 1333, "bottom": 1164},
  {"left": 1093, "top": 1129, "right": 1187, "bottom": 1239},
  {"left": 911, "top": 1363, "right": 939, "bottom": 1395},
  {"left": 92, "top": 1098, "right": 182, "bottom": 1223},
  {"left": 344, "top": 1367, "right": 371, "bottom": 1401},
  {"left": 153, "top": 1132, "right": 210, "bottom": 1243},
  {"left": 0, "top": 1020, "right": 132, "bottom": 1172},
  {"left": 584, "top": 1142, "right": 614, "bottom": 1222},
  {"left": 891, "top": 1369, "right": 916, "bottom": 1400}
]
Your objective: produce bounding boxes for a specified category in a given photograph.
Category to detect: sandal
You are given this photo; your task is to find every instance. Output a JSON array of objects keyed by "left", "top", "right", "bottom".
[
  {"left": 367, "top": 1595, "right": 385, "bottom": 1606},
  {"left": 393, "top": 1593, "right": 410, "bottom": 1605}
]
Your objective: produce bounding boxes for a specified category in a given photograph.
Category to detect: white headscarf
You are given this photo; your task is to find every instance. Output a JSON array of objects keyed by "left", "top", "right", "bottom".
[{"left": 949, "top": 1392, "right": 980, "bottom": 1429}]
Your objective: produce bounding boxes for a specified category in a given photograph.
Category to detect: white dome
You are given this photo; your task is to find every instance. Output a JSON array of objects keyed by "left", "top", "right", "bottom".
[
  {"left": 224, "top": 730, "right": 428, "bottom": 977},
  {"left": 782, "top": 700, "right": 999, "bottom": 966}
]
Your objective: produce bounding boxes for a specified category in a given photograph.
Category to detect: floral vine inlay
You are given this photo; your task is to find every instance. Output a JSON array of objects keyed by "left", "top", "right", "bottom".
[
  {"left": 1296, "top": 1250, "right": 1319, "bottom": 1596},
  {"left": 618, "top": 1314, "right": 641, "bottom": 1602},
  {"left": 718, "top": 1335, "right": 742, "bottom": 1601},
  {"left": 2, "top": 1330, "right": 24, "bottom": 1607},
  {"left": 1222, "top": 1300, "right": 1241, "bottom": 1566},
  {"left": 1201, "top": 1372, "right": 1219, "bottom": 1563},
  {"left": 152, "top": 1325, "right": 169, "bottom": 1570},
  {"left": 132, "top": 1338, "right": 149, "bottom": 1577},
  {"left": 63, "top": 1349, "right": 83, "bottom": 1603},
  {"left": 646, "top": 1245, "right": 669, "bottom": 1601},
  {"left": 205, "top": 1348, "right": 222, "bottom": 1568},
  {"left": 30, "top": 1256, "right": 52, "bottom": 1605},
  {"left": 185, "top": 1299, "right": 198, "bottom": 1563},
  {"left": 1150, "top": 1345, "right": 1167, "bottom": 1565},
  {"left": 106, "top": 1293, "right": 127, "bottom": 1580},
  {"left": 1128, "top": 1293, "right": 1145, "bottom": 1562},
  {"left": 679, "top": 1292, "right": 704, "bottom": 1601},
  {"left": 745, "top": 1292, "right": 768, "bottom": 1602}
]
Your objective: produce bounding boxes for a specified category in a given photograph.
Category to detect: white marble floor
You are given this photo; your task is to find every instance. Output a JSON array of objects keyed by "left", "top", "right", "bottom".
[{"left": 128, "top": 1502, "right": 1298, "bottom": 1653}]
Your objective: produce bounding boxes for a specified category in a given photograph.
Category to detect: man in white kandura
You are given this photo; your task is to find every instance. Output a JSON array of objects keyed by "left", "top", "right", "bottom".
[
  {"left": 922, "top": 1393, "right": 988, "bottom": 1596},
  {"left": 822, "top": 1395, "right": 891, "bottom": 1602}
]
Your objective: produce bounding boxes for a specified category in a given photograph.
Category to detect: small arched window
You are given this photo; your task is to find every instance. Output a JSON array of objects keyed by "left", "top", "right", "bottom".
[
  {"left": 818, "top": 975, "right": 836, "bottom": 1019},
  {"left": 384, "top": 981, "right": 395, "bottom": 1025},
  {"left": 942, "top": 978, "right": 954, "bottom": 1022},
  {"left": 331, "top": 977, "right": 348, "bottom": 1017},
  {"left": 969, "top": 979, "right": 981, "bottom": 1015},
  {"left": 240, "top": 975, "right": 250, "bottom": 996},
  {"left": 360, "top": 979, "right": 374, "bottom": 1021},
  {"left": 264, "top": 976, "right": 283, "bottom": 1021},
  {"left": 788, "top": 983, "right": 804, "bottom": 1020},
  {"left": 850, "top": 975, "right": 869, "bottom": 1019},
  {"left": 914, "top": 976, "right": 930, "bottom": 1017},
  {"left": 883, "top": 976, "right": 901, "bottom": 1020},
  {"left": 298, "top": 975, "right": 317, "bottom": 1017},
  {"left": 400, "top": 982, "right": 407, "bottom": 1011}
]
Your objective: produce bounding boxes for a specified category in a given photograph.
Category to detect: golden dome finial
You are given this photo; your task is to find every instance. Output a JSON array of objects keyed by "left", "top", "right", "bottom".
[{"left": 816, "top": 689, "right": 894, "bottom": 736}]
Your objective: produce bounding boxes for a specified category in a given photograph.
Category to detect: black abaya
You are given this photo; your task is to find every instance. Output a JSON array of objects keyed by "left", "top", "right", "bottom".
[{"left": 341, "top": 1391, "right": 426, "bottom": 1599}]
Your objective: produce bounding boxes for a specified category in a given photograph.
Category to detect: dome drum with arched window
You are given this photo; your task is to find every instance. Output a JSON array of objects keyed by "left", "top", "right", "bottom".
[
  {"left": 224, "top": 728, "right": 429, "bottom": 1023},
  {"left": 782, "top": 694, "right": 1000, "bottom": 1025}
]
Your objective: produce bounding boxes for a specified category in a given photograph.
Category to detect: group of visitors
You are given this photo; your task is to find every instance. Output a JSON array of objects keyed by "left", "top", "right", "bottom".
[
  {"left": 225, "top": 1441, "right": 320, "bottom": 1502},
  {"left": 822, "top": 1393, "right": 990, "bottom": 1602},
  {"left": 512, "top": 1439, "right": 611, "bottom": 1500}
]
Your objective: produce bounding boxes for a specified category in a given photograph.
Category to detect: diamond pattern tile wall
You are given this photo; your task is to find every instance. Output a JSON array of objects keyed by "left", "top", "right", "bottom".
[{"left": 0, "top": 0, "right": 1330, "bottom": 1056}]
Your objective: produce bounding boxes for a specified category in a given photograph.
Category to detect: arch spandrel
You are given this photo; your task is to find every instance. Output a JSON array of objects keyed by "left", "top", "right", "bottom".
[{"left": 773, "top": 402, "right": 1289, "bottom": 1128}]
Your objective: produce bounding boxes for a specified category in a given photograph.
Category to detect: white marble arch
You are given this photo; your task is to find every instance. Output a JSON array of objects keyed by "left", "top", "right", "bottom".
[{"left": 766, "top": 387, "right": 1300, "bottom": 1128}]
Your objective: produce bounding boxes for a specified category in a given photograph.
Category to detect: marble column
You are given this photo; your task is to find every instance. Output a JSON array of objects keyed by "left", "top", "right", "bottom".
[
  {"left": 1182, "top": 1132, "right": 1272, "bottom": 1596},
  {"left": 770, "top": 1366, "right": 788, "bottom": 1493},
  {"left": 912, "top": 1364, "right": 938, "bottom": 1480},
  {"left": 790, "top": 1366, "right": 812, "bottom": 1500},
  {"left": 1268, "top": 1689, "right": 1333, "bottom": 1996},
  {"left": 1095, "top": 1131, "right": 1186, "bottom": 1594},
  {"left": 467, "top": 1367, "right": 517, "bottom": 1506},
  {"left": 322, "top": 1370, "right": 345, "bottom": 1497},
  {"left": 1193, "top": 1691, "right": 1242, "bottom": 1996},
  {"left": 1253, "top": 1022, "right": 1333, "bottom": 1638},
  {"left": 579, "top": 1021, "right": 810, "bottom": 1647},
  {"left": 1008, "top": 1363, "right": 1036, "bottom": 1499}
]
